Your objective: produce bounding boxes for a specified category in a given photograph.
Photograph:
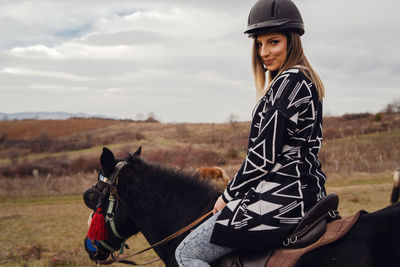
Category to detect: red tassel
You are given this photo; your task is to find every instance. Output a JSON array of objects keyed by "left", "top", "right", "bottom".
[{"left": 87, "top": 207, "right": 108, "bottom": 241}]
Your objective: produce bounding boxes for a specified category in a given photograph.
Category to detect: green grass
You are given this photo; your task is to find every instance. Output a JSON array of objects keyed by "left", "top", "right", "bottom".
[
  {"left": 0, "top": 194, "right": 81, "bottom": 206},
  {"left": 326, "top": 171, "right": 393, "bottom": 187},
  {"left": 326, "top": 171, "right": 394, "bottom": 216}
]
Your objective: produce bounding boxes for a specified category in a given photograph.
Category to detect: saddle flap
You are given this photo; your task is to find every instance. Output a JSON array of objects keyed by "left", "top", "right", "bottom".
[
  {"left": 282, "top": 193, "right": 339, "bottom": 249},
  {"left": 285, "top": 219, "right": 327, "bottom": 249},
  {"left": 238, "top": 250, "right": 272, "bottom": 267},
  {"left": 292, "top": 193, "right": 339, "bottom": 234}
]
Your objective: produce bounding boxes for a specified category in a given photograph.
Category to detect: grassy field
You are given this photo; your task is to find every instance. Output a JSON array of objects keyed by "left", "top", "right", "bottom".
[
  {"left": 0, "top": 170, "right": 395, "bottom": 267},
  {"left": 0, "top": 114, "right": 399, "bottom": 266},
  {"left": 0, "top": 194, "right": 163, "bottom": 267}
]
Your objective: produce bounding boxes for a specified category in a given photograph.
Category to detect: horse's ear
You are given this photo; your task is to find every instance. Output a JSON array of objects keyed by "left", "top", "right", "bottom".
[
  {"left": 133, "top": 147, "right": 142, "bottom": 157},
  {"left": 101, "top": 147, "right": 116, "bottom": 177}
]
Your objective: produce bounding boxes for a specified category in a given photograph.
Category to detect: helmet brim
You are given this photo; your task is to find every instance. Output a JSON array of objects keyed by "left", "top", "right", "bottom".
[{"left": 245, "top": 21, "right": 304, "bottom": 37}]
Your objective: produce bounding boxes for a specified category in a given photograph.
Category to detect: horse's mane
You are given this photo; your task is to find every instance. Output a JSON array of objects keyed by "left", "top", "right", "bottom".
[
  {"left": 123, "top": 154, "right": 220, "bottom": 225},
  {"left": 126, "top": 154, "right": 220, "bottom": 192}
]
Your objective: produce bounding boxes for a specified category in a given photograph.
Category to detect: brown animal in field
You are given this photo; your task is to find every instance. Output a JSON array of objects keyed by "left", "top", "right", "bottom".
[{"left": 198, "top": 166, "right": 230, "bottom": 188}]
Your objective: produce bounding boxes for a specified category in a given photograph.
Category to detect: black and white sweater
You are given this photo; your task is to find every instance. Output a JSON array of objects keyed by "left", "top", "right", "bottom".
[{"left": 210, "top": 68, "right": 327, "bottom": 250}]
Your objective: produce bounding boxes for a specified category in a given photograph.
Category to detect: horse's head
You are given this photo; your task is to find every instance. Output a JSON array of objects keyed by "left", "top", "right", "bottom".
[{"left": 83, "top": 147, "right": 142, "bottom": 262}]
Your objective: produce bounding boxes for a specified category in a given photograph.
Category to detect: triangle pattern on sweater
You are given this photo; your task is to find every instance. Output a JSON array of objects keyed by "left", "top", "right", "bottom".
[
  {"left": 274, "top": 201, "right": 305, "bottom": 224},
  {"left": 247, "top": 200, "right": 283, "bottom": 216},
  {"left": 272, "top": 180, "right": 303, "bottom": 199},
  {"left": 249, "top": 224, "right": 279, "bottom": 231},
  {"left": 275, "top": 161, "right": 301, "bottom": 178}
]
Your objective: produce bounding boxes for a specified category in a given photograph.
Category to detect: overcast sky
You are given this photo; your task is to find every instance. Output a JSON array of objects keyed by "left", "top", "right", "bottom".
[{"left": 0, "top": 0, "right": 399, "bottom": 122}]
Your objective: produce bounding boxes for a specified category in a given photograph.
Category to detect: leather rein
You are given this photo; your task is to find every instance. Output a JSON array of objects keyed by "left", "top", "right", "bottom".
[{"left": 99, "top": 210, "right": 213, "bottom": 266}]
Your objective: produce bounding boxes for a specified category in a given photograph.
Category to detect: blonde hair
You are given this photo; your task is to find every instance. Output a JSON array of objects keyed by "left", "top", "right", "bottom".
[{"left": 252, "top": 32, "right": 325, "bottom": 100}]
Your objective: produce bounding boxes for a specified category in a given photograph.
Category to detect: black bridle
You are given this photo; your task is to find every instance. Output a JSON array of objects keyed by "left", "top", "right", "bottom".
[
  {"left": 84, "top": 161, "right": 130, "bottom": 261},
  {"left": 84, "top": 161, "right": 127, "bottom": 210}
]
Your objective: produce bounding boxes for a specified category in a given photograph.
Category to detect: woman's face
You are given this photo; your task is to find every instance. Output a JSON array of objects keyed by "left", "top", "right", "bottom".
[{"left": 256, "top": 32, "right": 288, "bottom": 72}]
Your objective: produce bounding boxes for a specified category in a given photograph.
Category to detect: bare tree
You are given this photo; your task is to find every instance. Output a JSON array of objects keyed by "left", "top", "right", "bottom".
[
  {"left": 145, "top": 112, "right": 159, "bottom": 122},
  {"left": 383, "top": 98, "right": 400, "bottom": 113},
  {"left": 228, "top": 113, "right": 240, "bottom": 129}
]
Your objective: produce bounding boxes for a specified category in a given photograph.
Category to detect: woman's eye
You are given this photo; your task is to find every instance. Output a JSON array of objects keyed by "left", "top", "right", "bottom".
[
  {"left": 270, "top": 40, "right": 279, "bottom": 44},
  {"left": 256, "top": 42, "right": 262, "bottom": 47}
]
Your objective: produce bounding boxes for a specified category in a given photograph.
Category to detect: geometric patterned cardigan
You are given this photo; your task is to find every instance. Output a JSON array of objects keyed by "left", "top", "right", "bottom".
[{"left": 210, "top": 68, "right": 327, "bottom": 250}]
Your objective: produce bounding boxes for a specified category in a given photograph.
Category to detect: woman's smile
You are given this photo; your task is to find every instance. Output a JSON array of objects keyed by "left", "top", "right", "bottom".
[{"left": 263, "top": 59, "right": 274, "bottom": 66}]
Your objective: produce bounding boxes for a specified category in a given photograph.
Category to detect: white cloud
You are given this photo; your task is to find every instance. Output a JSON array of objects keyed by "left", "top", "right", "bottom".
[
  {"left": 0, "top": 0, "right": 399, "bottom": 122},
  {"left": 107, "top": 88, "right": 123, "bottom": 92},
  {"left": 9, "top": 45, "right": 62, "bottom": 58},
  {"left": 1, "top": 67, "right": 94, "bottom": 81},
  {"left": 29, "top": 84, "right": 89, "bottom": 91}
]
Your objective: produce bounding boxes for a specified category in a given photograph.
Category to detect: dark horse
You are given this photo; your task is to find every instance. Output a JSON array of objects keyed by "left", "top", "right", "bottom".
[{"left": 84, "top": 147, "right": 400, "bottom": 266}]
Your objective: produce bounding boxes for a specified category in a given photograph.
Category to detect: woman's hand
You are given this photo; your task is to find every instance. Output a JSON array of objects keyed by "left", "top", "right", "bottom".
[{"left": 213, "top": 195, "right": 227, "bottom": 214}]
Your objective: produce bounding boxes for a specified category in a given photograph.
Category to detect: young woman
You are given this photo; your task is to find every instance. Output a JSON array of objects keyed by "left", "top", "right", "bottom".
[{"left": 175, "top": 0, "right": 326, "bottom": 265}]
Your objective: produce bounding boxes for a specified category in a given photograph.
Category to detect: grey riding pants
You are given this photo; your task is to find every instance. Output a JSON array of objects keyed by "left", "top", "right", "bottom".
[{"left": 175, "top": 211, "right": 236, "bottom": 267}]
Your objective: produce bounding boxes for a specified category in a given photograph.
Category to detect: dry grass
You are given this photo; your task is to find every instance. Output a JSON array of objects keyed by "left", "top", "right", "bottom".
[
  {"left": 0, "top": 170, "right": 394, "bottom": 267},
  {"left": 325, "top": 171, "right": 394, "bottom": 216},
  {"left": 0, "top": 195, "right": 163, "bottom": 267},
  {"left": 0, "top": 173, "right": 97, "bottom": 198},
  {"left": 323, "top": 112, "right": 400, "bottom": 139},
  {"left": 0, "top": 113, "right": 399, "bottom": 265},
  {"left": 320, "top": 128, "right": 400, "bottom": 176}
]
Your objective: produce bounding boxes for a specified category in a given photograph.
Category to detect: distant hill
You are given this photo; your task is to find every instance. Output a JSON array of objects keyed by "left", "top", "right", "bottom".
[
  {"left": 0, "top": 112, "right": 111, "bottom": 121},
  {"left": 0, "top": 112, "right": 399, "bottom": 183},
  {"left": 323, "top": 112, "right": 400, "bottom": 139},
  {"left": 0, "top": 118, "right": 125, "bottom": 139}
]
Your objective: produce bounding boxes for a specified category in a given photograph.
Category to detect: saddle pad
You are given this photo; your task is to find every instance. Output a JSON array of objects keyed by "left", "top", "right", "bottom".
[{"left": 266, "top": 210, "right": 362, "bottom": 267}]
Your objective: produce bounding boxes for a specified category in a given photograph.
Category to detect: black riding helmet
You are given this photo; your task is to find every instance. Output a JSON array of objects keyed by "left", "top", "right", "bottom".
[{"left": 245, "top": 0, "right": 304, "bottom": 37}]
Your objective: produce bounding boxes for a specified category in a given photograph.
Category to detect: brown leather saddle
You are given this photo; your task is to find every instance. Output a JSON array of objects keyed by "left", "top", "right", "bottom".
[{"left": 212, "top": 193, "right": 341, "bottom": 267}]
